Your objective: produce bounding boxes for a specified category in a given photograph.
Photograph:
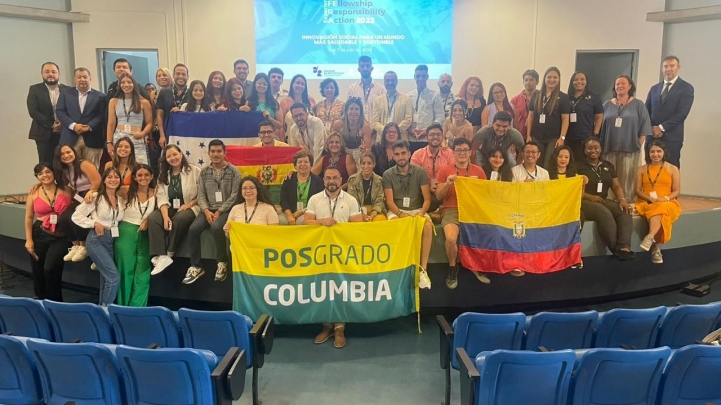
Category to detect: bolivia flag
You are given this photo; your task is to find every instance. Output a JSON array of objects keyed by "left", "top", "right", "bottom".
[
  {"left": 456, "top": 176, "right": 583, "bottom": 274},
  {"left": 226, "top": 146, "right": 302, "bottom": 204}
]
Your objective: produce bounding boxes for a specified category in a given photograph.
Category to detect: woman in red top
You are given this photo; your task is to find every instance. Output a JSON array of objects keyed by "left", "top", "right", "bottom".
[{"left": 311, "top": 132, "right": 357, "bottom": 190}]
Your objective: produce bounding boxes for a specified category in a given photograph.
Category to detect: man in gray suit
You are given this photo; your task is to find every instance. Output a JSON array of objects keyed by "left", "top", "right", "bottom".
[
  {"left": 56, "top": 68, "right": 108, "bottom": 167},
  {"left": 27, "top": 62, "right": 66, "bottom": 164}
]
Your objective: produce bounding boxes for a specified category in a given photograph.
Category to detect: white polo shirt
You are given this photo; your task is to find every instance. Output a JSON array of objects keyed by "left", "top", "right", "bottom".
[
  {"left": 511, "top": 164, "right": 550, "bottom": 182},
  {"left": 306, "top": 190, "right": 361, "bottom": 223}
]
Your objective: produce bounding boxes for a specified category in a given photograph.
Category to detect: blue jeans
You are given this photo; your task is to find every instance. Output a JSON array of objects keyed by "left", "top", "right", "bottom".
[{"left": 86, "top": 229, "right": 120, "bottom": 305}]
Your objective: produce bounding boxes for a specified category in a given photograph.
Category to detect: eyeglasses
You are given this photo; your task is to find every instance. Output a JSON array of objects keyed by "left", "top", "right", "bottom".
[
  {"left": 428, "top": 132, "right": 443, "bottom": 138},
  {"left": 259, "top": 130, "right": 275, "bottom": 135},
  {"left": 454, "top": 149, "right": 471, "bottom": 154},
  {"left": 524, "top": 150, "right": 540, "bottom": 155}
]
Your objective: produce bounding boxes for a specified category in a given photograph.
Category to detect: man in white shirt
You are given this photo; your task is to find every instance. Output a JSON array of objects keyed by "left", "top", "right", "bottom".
[
  {"left": 287, "top": 103, "right": 327, "bottom": 162},
  {"left": 305, "top": 166, "right": 362, "bottom": 349},
  {"left": 371, "top": 71, "right": 413, "bottom": 142},
  {"left": 347, "top": 55, "right": 385, "bottom": 126},
  {"left": 511, "top": 141, "right": 550, "bottom": 182},
  {"left": 269, "top": 67, "right": 289, "bottom": 103},
  {"left": 407, "top": 65, "right": 444, "bottom": 154}
]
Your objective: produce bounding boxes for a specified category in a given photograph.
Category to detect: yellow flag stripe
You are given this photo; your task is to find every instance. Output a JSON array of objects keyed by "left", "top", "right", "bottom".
[{"left": 236, "top": 163, "right": 295, "bottom": 186}]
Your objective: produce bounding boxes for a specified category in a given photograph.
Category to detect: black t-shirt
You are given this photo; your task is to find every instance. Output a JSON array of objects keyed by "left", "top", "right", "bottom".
[
  {"left": 156, "top": 87, "right": 190, "bottom": 129},
  {"left": 529, "top": 91, "right": 571, "bottom": 141},
  {"left": 577, "top": 159, "right": 617, "bottom": 199},
  {"left": 566, "top": 92, "right": 603, "bottom": 140},
  {"left": 362, "top": 178, "right": 372, "bottom": 205}
]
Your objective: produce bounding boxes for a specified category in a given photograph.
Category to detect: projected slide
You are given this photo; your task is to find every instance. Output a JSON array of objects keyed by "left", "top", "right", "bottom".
[{"left": 255, "top": 0, "right": 453, "bottom": 80}]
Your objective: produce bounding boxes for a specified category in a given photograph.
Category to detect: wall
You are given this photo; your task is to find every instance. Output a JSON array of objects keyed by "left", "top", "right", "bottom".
[{"left": 0, "top": 0, "right": 74, "bottom": 195}]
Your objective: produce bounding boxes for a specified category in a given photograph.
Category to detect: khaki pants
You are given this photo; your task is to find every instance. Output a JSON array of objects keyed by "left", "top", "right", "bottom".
[
  {"left": 323, "top": 323, "right": 346, "bottom": 329},
  {"left": 74, "top": 136, "right": 103, "bottom": 168}
]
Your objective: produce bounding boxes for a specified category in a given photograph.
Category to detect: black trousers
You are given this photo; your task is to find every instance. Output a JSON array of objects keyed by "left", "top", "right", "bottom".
[
  {"left": 147, "top": 208, "right": 197, "bottom": 257},
  {"left": 59, "top": 200, "right": 90, "bottom": 242},
  {"left": 30, "top": 221, "right": 70, "bottom": 300},
  {"left": 36, "top": 136, "right": 59, "bottom": 165}
]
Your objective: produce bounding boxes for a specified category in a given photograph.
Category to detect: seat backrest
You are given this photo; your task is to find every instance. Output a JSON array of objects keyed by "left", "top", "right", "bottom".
[
  {"left": 27, "top": 338, "right": 124, "bottom": 405},
  {"left": 657, "top": 302, "right": 721, "bottom": 349},
  {"left": 451, "top": 312, "right": 526, "bottom": 370},
  {"left": 178, "top": 308, "right": 252, "bottom": 366},
  {"left": 474, "top": 349, "right": 576, "bottom": 405},
  {"left": 42, "top": 300, "right": 115, "bottom": 344},
  {"left": 594, "top": 307, "right": 666, "bottom": 349},
  {"left": 658, "top": 344, "right": 721, "bottom": 405},
  {"left": 569, "top": 347, "right": 671, "bottom": 405},
  {"left": 0, "top": 335, "right": 43, "bottom": 405},
  {"left": 0, "top": 297, "right": 53, "bottom": 340},
  {"left": 116, "top": 345, "right": 217, "bottom": 405},
  {"left": 525, "top": 311, "right": 598, "bottom": 351},
  {"left": 108, "top": 304, "right": 182, "bottom": 348}
]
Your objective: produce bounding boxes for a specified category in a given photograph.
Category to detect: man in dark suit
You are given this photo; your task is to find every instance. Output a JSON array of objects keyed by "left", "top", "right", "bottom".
[
  {"left": 645, "top": 55, "right": 694, "bottom": 168},
  {"left": 27, "top": 62, "right": 66, "bottom": 164},
  {"left": 56, "top": 68, "right": 108, "bottom": 167},
  {"left": 106, "top": 58, "right": 150, "bottom": 99}
]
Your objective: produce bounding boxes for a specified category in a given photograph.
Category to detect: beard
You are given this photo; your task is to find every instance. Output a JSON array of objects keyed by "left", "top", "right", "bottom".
[
  {"left": 43, "top": 78, "right": 58, "bottom": 85},
  {"left": 360, "top": 71, "right": 371, "bottom": 79},
  {"left": 326, "top": 183, "right": 339, "bottom": 192},
  {"left": 440, "top": 85, "right": 451, "bottom": 93}
]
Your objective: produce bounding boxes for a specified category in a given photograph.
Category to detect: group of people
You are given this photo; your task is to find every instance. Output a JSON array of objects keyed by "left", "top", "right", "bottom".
[{"left": 25, "top": 54, "right": 691, "bottom": 349}]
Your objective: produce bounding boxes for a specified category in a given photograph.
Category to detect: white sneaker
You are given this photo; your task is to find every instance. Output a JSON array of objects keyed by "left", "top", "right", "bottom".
[
  {"left": 151, "top": 255, "right": 174, "bottom": 276},
  {"left": 473, "top": 271, "right": 491, "bottom": 284},
  {"left": 151, "top": 256, "right": 159, "bottom": 266},
  {"left": 419, "top": 267, "right": 432, "bottom": 289},
  {"left": 182, "top": 267, "right": 205, "bottom": 284},
  {"left": 63, "top": 245, "right": 79, "bottom": 261},
  {"left": 71, "top": 246, "right": 88, "bottom": 262},
  {"left": 640, "top": 235, "right": 654, "bottom": 252},
  {"left": 651, "top": 245, "right": 663, "bottom": 264},
  {"left": 215, "top": 262, "right": 228, "bottom": 281}
]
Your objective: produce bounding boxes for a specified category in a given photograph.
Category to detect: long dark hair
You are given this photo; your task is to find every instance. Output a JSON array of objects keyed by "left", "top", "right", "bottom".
[
  {"left": 487, "top": 82, "right": 516, "bottom": 123},
  {"left": 247, "top": 73, "right": 278, "bottom": 112},
  {"left": 110, "top": 137, "right": 137, "bottom": 172},
  {"left": 184, "top": 80, "right": 211, "bottom": 112},
  {"left": 236, "top": 176, "right": 272, "bottom": 205},
  {"left": 53, "top": 144, "right": 80, "bottom": 189},
  {"left": 567, "top": 71, "right": 590, "bottom": 98},
  {"left": 535, "top": 67, "right": 562, "bottom": 114},
  {"left": 288, "top": 74, "right": 312, "bottom": 106},
  {"left": 125, "top": 164, "right": 154, "bottom": 208},
  {"left": 381, "top": 122, "right": 401, "bottom": 148},
  {"left": 482, "top": 146, "right": 513, "bottom": 182},
  {"left": 114, "top": 73, "right": 143, "bottom": 113},
  {"left": 222, "top": 77, "right": 246, "bottom": 110},
  {"left": 342, "top": 97, "right": 364, "bottom": 131},
  {"left": 205, "top": 70, "right": 226, "bottom": 104},
  {"left": 158, "top": 145, "right": 191, "bottom": 185},
  {"left": 96, "top": 167, "right": 121, "bottom": 209},
  {"left": 548, "top": 145, "right": 578, "bottom": 179}
]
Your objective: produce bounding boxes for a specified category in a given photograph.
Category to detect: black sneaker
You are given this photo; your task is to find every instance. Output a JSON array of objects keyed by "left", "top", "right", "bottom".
[{"left": 446, "top": 265, "right": 459, "bottom": 289}]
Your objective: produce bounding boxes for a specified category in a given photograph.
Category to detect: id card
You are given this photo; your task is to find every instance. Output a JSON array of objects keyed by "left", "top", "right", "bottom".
[
  {"left": 597, "top": 183, "right": 603, "bottom": 193},
  {"left": 49, "top": 214, "right": 58, "bottom": 224},
  {"left": 430, "top": 179, "right": 437, "bottom": 189},
  {"left": 490, "top": 171, "right": 499, "bottom": 181},
  {"left": 539, "top": 113, "right": 546, "bottom": 124},
  {"left": 402, "top": 197, "right": 410, "bottom": 208},
  {"left": 296, "top": 202, "right": 304, "bottom": 211},
  {"left": 123, "top": 124, "right": 132, "bottom": 133},
  {"left": 167, "top": 221, "right": 172, "bottom": 230},
  {"left": 649, "top": 191, "right": 658, "bottom": 199},
  {"left": 570, "top": 113, "right": 577, "bottom": 123},
  {"left": 173, "top": 198, "right": 181, "bottom": 209},
  {"left": 74, "top": 194, "right": 84, "bottom": 203},
  {"left": 615, "top": 117, "right": 623, "bottom": 128},
  {"left": 215, "top": 191, "right": 223, "bottom": 202},
  {"left": 110, "top": 225, "right": 120, "bottom": 238}
]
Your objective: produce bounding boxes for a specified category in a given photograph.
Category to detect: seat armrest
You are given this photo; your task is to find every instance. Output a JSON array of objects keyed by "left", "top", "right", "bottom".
[
  {"left": 261, "top": 316, "right": 275, "bottom": 355},
  {"left": 457, "top": 348, "right": 479, "bottom": 405},
  {"left": 211, "top": 347, "right": 246, "bottom": 405},
  {"left": 437, "top": 315, "right": 453, "bottom": 369}
]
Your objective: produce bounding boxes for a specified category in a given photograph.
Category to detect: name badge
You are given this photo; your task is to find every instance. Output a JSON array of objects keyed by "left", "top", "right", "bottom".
[
  {"left": 430, "top": 179, "right": 437, "bottom": 189},
  {"left": 539, "top": 113, "right": 546, "bottom": 124},
  {"left": 296, "top": 201, "right": 304, "bottom": 211},
  {"left": 123, "top": 124, "right": 132, "bottom": 133},
  {"left": 597, "top": 183, "right": 603, "bottom": 193},
  {"left": 570, "top": 113, "right": 577, "bottom": 123},
  {"left": 74, "top": 194, "right": 84, "bottom": 203},
  {"left": 402, "top": 197, "right": 410, "bottom": 208},
  {"left": 361, "top": 206, "right": 368, "bottom": 215},
  {"left": 615, "top": 117, "right": 623, "bottom": 128},
  {"left": 49, "top": 214, "right": 58, "bottom": 224},
  {"left": 173, "top": 198, "right": 181, "bottom": 209},
  {"left": 110, "top": 225, "right": 120, "bottom": 238},
  {"left": 649, "top": 191, "right": 658, "bottom": 199},
  {"left": 490, "top": 171, "right": 499, "bottom": 181},
  {"left": 215, "top": 191, "right": 223, "bottom": 202},
  {"left": 167, "top": 221, "right": 172, "bottom": 230}
]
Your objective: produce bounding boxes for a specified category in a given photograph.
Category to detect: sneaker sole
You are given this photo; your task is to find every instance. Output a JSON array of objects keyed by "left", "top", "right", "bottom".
[
  {"left": 215, "top": 274, "right": 227, "bottom": 282},
  {"left": 151, "top": 260, "right": 173, "bottom": 276},
  {"left": 334, "top": 341, "right": 346, "bottom": 349},
  {"left": 183, "top": 272, "right": 205, "bottom": 284},
  {"left": 71, "top": 255, "right": 88, "bottom": 262},
  {"left": 446, "top": 280, "right": 458, "bottom": 289},
  {"left": 315, "top": 333, "right": 334, "bottom": 344},
  {"left": 473, "top": 273, "right": 491, "bottom": 284}
]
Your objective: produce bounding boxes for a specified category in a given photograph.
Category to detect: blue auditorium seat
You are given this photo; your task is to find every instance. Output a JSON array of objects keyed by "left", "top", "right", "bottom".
[
  {"left": 0, "top": 335, "right": 43, "bottom": 405},
  {"left": 116, "top": 345, "right": 246, "bottom": 405},
  {"left": 457, "top": 348, "right": 576, "bottom": 405},
  {"left": 656, "top": 302, "right": 721, "bottom": 349},
  {"left": 178, "top": 308, "right": 274, "bottom": 405},
  {"left": 0, "top": 296, "right": 53, "bottom": 340},
  {"left": 108, "top": 304, "right": 182, "bottom": 348},
  {"left": 658, "top": 344, "right": 721, "bottom": 404},
  {"left": 594, "top": 307, "right": 666, "bottom": 349},
  {"left": 569, "top": 347, "right": 671, "bottom": 405},
  {"left": 42, "top": 300, "right": 115, "bottom": 343},
  {"left": 524, "top": 310, "right": 598, "bottom": 351},
  {"left": 436, "top": 312, "right": 526, "bottom": 405},
  {"left": 27, "top": 338, "right": 124, "bottom": 405}
]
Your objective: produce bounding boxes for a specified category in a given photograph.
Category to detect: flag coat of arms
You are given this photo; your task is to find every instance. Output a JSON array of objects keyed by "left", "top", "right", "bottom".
[
  {"left": 225, "top": 146, "right": 302, "bottom": 204},
  {"left": 456, "top": 176, "right": 583, "bottom": 274}
]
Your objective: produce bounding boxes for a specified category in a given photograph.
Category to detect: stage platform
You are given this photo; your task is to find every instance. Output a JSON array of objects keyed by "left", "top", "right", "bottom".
[{"left": 1, "top": 197, "right": 720, "bottom": 313}]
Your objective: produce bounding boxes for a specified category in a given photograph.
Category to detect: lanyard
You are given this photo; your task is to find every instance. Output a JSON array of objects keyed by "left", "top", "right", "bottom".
[
  {"left": 646, "top": 163, "right": 664, "bottom": 190},
  {"left": 466, "top": 96, "right": 477, "bottom": 120},
  {"left": 174, "top": 87, "right": 188, "bottom": 108},
  {"left": 121, "top": 165, "right": 129, "bottom": 183},
  {"left": 107, "top": 198, "right": 119, "bottom": 226},
  {"left": 298, "top": 127, "right": 311, "bottom": 147},
  {"left": 326, "top": 192, "right": 338, "bottom": 217},
  {"left": 41, "top": 185, "right": 58, "bottom": 211},
  {"left": 211, "top": 166, "right": 229, "bottom": 189},
  {"left": 362, "top": 83, "right": 372, "bottom": 103},
  {"left": 328, "top": 155, "right": 340, "bottom": 168},
  {"left": 414, "top": 89, "right": 423, "bottom": 113},
  {"left": 137, "top": 197, "right": 150, "bottom": 219},
  {"left": 297, "top": 178, "right": 310, "bottom": 202},
  {"left": 122, "top": 98, "right": 132, "bottom": 123},
  {"left": 429, "top": 148, "right": 440, "bottom": 177},
  {"left": 492, "top": 134, "right": 508, "bottom": 150},
  {"left": 387, "top": 94, "right": 396, "bottom": 116},
  {"left": 397, "top": 168, "right": 411, "bottom": 196},
  {"left": 323, "top": 100, "right": 333, "bottom": 123},
  {"left": 542, "top": 94, "right": 551, "bottom": 112},
  {"left": 570, "top": 96, "right": 582, "bottom": 112},
  {"left": 363, "top": 177, "right": 373, "bottom": 201},
  {"left": 244, "top": 202, "right": 259, "bottom": 224},
  {"left": 169, "top": 173, "right": 182, "bottom": 197},
  {"left": 588, "top": 161, "right": 604, "bottom": 183},
  {"left": 617, "top": 103, "right": 625, "bottom": 117},
  {"left": 525, "top": 167, "right": 537, "bottom": 180},
  {"left": 454, "top": 165, "right": 469, "bottom": 177}
]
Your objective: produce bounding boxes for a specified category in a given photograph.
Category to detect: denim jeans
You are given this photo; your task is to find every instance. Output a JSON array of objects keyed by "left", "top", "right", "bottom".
[{"left": 86, "top": 229, "right": 120, "bottom": 305}]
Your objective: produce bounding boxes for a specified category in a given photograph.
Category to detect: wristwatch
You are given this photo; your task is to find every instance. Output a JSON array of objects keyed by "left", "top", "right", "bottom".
[{"left": 560, "top": 136, "right": 566, "bottom": 140}]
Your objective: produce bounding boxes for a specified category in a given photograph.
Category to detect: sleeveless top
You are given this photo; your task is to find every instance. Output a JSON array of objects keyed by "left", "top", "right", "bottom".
[
  {"left": 115, "top": 98, "right": 145, "bottom": 128},
  {"left": 340, "top": 124, "right": 363, "bottom": 150},
  {"left": 123, "top": 195, "right": 157, "bottom": 226},
  {"left": 465, "top": 97, "right": 486, "bottom": 126},
  {"left": 322, "top": 153, "right": 350, "bottom": 184},
  {"left": 487, "top": 103, "right": 514, "bottom": 127},
  {"left": 65, "top": 164, "right": 91, "bottom": 194},
  {"left": 641, "top": 163, "right": 673, "bottom": 195}
]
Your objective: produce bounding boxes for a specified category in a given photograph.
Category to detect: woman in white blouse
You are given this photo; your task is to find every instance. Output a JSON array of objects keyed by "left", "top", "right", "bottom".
[
  {"left": 224, "top": 176, "right": 279, "bottom": 234},
  {"left": 115, "top": 164, "right": 156, "bottom": 306},
  {"left": 72, "top": 167, "right": 125, "bottom": 306},
  {"left": 148, "top": 145, "right": 201, "bottom": 275}
]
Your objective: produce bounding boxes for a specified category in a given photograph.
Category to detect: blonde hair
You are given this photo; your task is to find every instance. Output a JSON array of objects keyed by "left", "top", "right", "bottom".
[{"left": 155, "top": 67, "right": 174, "bottom": 89}]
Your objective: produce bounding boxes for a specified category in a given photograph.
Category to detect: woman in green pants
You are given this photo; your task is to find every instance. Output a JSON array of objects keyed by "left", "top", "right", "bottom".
[{"left": 115, "top": 164, "right": 156, "bottom": 306}]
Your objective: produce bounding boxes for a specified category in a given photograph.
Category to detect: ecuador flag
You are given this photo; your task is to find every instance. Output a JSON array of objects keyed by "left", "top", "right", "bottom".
[
  {"left": 226, "top": 146, "right": 302, "bottom": 204},
  {"left": 456, "top": 176, "right": 583, "bottom": 274}
]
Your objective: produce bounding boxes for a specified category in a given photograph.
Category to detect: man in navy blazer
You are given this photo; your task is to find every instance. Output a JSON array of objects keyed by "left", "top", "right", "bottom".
[
  {"left": 645, "top": 56, "right": 694, "bottom": 168},
  {"left": 56, "top": 67, "right": 107, "bottom": 167}
]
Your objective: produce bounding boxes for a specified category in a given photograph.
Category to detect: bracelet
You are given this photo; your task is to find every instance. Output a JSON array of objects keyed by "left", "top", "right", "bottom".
[
  {"left": 396, "top": 210, "right": 402, "bottom": 217},
  {"left": 106, "top": 142, "right": 113, "bottom": 145}
]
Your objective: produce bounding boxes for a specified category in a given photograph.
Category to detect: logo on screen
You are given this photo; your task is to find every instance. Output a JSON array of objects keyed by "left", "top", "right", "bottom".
[{"left": 313, "top": 66, "right": 323, "bottom": 77}]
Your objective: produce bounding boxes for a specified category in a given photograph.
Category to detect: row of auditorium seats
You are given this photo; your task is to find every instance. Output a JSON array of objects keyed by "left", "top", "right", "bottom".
[
  {"left": 0, "top": 296, "right": 274, "bottom": 405},
  {"left": 437, "top": 302, "right": 721, "bottom": 405}
]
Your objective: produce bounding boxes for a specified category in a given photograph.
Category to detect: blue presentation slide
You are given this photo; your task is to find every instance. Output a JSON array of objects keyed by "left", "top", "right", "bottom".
[{"left": 255, "top": 0, "right": 453, "bottom": 80}]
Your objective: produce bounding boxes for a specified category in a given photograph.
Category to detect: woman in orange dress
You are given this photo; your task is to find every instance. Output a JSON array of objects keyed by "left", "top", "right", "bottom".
[{"left": 635, "top": 140, "right": 681, "bottom": 264}]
